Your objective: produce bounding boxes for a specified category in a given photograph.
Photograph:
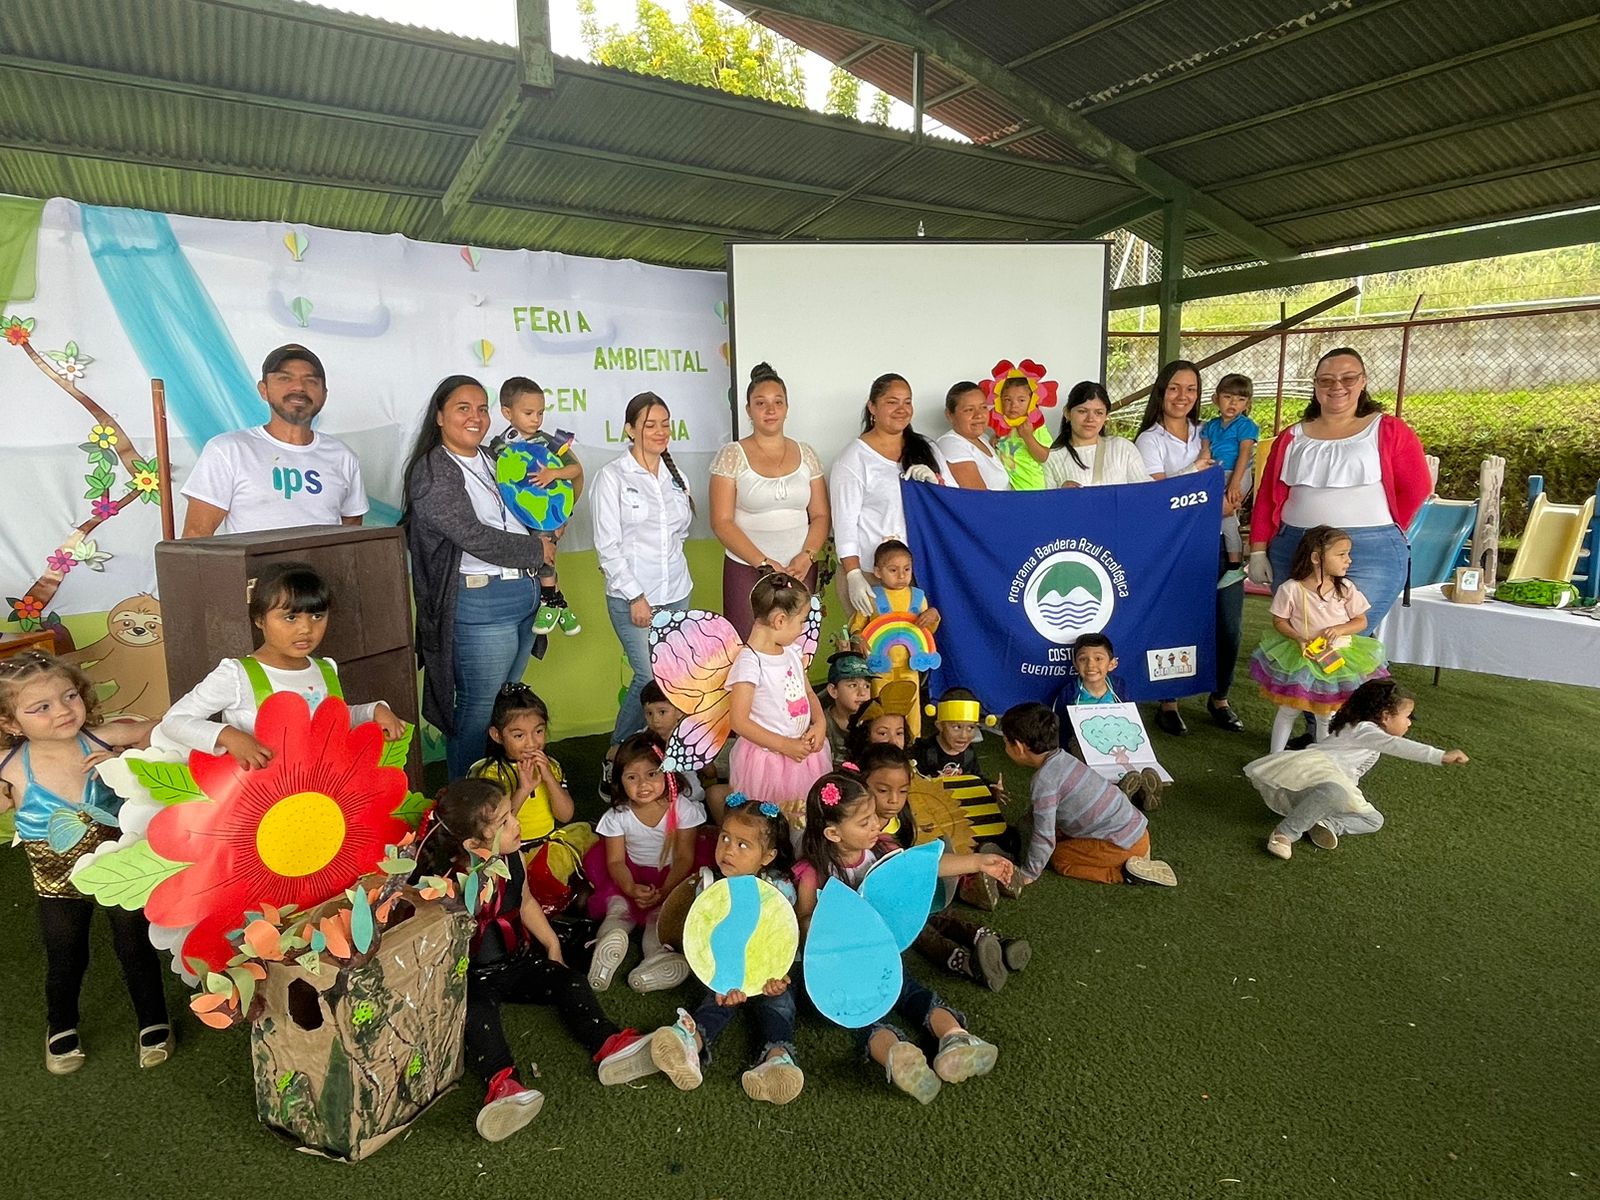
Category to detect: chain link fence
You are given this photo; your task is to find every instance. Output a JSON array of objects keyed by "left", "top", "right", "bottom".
[{"left": 1104, "top": 302, "right": 1600, "bottom": 535}]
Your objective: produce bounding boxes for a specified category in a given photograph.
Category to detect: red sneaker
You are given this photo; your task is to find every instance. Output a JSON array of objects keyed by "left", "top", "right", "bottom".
[
  {"left": 476, "top": 1067, "right": 544, "bottom": 1142},
  {"left": 595, "top": 1028, "right": 660, "bottom": 1085}
]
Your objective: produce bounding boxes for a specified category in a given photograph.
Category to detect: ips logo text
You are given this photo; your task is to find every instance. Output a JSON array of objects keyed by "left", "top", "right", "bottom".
[{"left": 272, "top": 466, "right": 323, "bottom": 499}]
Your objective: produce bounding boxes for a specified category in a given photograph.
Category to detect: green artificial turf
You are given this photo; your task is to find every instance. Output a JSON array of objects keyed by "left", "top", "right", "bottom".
[{"left": 5, "top": 599, "right": 1598, "bottom": 1199}]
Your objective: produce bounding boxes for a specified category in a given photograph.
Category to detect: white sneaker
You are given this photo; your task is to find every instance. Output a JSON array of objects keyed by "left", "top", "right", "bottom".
[
  {"left": 1124, "top": 855, "right": 1178, "bottom": 886},
  {"left": 649, "top": 1011, "right": 703, "bottom": 1091},
  {"left": 741, "top": 1052, "right": 804, "bottom": 1104},
  {"left": 1309, "top": 822, "right": 1339, "bottom": 851},
  {"left": 1266, "top": 833, "right": 1294, "bottom": 860},
  {"left": 587, "top": 925, "right": 629, "bottom": 992},
  {"left": 629, "top": 951, "right": 690, "bottom": 993}
]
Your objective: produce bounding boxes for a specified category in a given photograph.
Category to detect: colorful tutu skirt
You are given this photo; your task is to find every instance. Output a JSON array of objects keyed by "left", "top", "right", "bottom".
[
  {"left": 1248, "top": 630, "right": 1387, "bottom": 715},
  {"left": 729, "top": 737, "right": 832, "bottom": 809}
]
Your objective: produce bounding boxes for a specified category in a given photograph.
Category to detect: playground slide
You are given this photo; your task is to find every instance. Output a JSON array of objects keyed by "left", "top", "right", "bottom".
[
  {"left": 1407, "top": 498, "right": 1477, "bottom": 587},
  {"left": 1507, "top": 492, "right": 1595, "bottom": 583}
]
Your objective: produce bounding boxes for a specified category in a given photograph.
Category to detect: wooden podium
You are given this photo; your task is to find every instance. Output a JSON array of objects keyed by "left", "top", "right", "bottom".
[{"left": 154, "top": 525, "right": 421, "bottom": 788}]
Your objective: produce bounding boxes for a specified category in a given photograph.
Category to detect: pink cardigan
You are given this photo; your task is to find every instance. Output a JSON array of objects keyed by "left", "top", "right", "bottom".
[{"left": 1251, "top": 414, "right": 1430, "bottom": 549}]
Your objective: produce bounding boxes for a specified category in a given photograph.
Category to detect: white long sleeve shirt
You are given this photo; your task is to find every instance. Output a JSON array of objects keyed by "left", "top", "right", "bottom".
[
  {"left": 153, "top": 658, "right": 379, "bottom": 755},
  {"left": 591, "top": 450, "right": 694, "bottom": 603},
  {"left": 1317, "top": 720, "right": 1446, "bottom": 780},
  {"left": 828, "top": 437, "right": 951, "bottom": 565}
]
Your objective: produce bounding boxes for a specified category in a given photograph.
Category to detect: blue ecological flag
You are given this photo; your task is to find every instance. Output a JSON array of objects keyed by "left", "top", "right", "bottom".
[{"left": 901, "top": 470, "right": 1223, "bottom": 710}]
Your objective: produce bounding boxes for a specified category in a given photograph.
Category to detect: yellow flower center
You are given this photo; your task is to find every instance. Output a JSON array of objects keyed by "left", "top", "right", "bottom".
[{"left": 257, "top": 790, "right": 346, "bottom": 877}]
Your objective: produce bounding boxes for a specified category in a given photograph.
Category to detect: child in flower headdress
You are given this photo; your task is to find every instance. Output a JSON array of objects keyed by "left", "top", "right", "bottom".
[
  {"left": 984, "top": 360, "right": 1059, "bottom": 492},
  {"left": 649, "top": 793, "right": 805, "bottom": 1104}
]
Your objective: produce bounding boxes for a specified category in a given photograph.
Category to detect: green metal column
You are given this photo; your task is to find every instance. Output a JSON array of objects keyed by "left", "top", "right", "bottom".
[{"left": 1158, "top": 200, "right": 1186, "bottom": 366}]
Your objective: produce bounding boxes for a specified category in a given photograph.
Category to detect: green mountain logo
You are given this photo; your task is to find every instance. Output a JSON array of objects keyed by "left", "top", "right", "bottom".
[{"left": 1037, "top": 561, "right": 1103, "bottom": 603}]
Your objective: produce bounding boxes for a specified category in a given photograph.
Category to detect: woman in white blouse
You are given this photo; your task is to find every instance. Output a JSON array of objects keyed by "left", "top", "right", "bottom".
[
  {"left": 709, "top": 362, "right": 830, "bottom": 637},
  {"left": 1133, "top": 361, "right": 1247, "bottom": 737},
  {"left": 937, "top": 381, "right": 1011, "bottom": 491},
  {"left": 828, "top": 372, "right": 952, "bottom": 617},
  {"left": 591, "top": 392, "right": 695, "bottom": 748},
  {"left": 1044, "top": 381, "right": 1152, "bottom": 488}
]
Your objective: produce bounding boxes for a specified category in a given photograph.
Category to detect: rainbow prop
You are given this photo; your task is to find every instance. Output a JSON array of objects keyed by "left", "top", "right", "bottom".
[{"left": 860, "top": 611, "right": 940, "bottom": 673}]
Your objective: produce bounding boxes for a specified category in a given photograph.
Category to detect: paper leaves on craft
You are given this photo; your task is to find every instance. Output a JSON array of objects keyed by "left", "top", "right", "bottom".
[
  {"left": 649, "top": 594, "right": 822, "bottom": 773},
  {"left": 803, "top": 841, "right": 940, "bottom": 1028},
  {"left": 682, "top": 875, "right": 798, "bottom": 996},
  {"left": 73, "top": 692, "right": 415, "bottom": 974}
]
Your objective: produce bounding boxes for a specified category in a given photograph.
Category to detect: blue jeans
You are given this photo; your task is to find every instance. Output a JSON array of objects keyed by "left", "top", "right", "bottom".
[
  {"left": 606, "top": 592, "right": 690, "bottom": 745},
  {"left": 690, "top": 987, "right": 798, "bottom": 1067},
  {"left": 450, "top": 575, "right": 536, "bottom": 779},
  {"left": 1268, "top": 522, "right": 1410, "bottom": 633},
  {"left": 861, "top": 970, "right": 965, "bottom": 1052}
]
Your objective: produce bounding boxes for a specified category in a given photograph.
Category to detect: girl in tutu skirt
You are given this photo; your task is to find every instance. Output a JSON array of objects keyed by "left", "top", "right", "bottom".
[
  {"left": 729, "top": 571, "right": 832, "bottom": 827},
  {"left": 1249, "top": 524, "right": 1388, "bottom": 752}
]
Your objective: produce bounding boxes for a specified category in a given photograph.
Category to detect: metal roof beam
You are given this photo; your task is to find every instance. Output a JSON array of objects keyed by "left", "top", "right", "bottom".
[
  {"left": 1109, "top": 208, "right": 1600, "bottom": 308},
  {"left": 1214, "top": 89, "right": 1600, "bottom": 192},
  {"left": 1145, "top": 13, "right": 1600, "bottom": 155},
  {"left": 779, "top": 146, "right": 920, "bottom": 237},
  {"left": 1080, "top": 0, "right": 1407, "bottom": 116},
  {"left": 746, "top": 0, "right": 1293, "bottom": 260},
  {"left": 438, "top": 1, "right": 554, "bottom": 230},
  {"left": 1005, "top": 0, "right": 1180, "bottom": 71},
  {"left": 1057, "top": 195, "right": 1164, "bottom": 240}
]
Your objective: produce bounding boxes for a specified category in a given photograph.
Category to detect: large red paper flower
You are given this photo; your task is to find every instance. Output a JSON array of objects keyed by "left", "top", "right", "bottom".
[
  {"left": 144, "top": 691, "right": 410, "bottom": 971},
  {"left": 980, "top": 357, "right": 1059, "bottom": 438}
]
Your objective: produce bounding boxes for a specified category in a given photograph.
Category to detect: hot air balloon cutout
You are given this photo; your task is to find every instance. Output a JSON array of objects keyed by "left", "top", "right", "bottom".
[
  {"left": 648, "top": 595, "right": 822, "bottom": 774},
  {"left": 804, "top": 841, "right": 941, "bottom": 1027},
  {"left": 461, "top": 245, "right": 481, "bottom": 271},
  {"left": 495, "top": 430, "right": 577, "bottom": 533},
  {"left": 290, "top": 297, "right": 313, "bottom": 328},
  {"left": 979, "top": 358, "right": 1058, "bottom": 440},
  {"left": 283, "top": 229, "right": 308, "bottom": 261},
  {"left": 713, "top": 299, "right": 727, "bottom": 325},
  {"left": 682, "top": 875, "right": 798, "bottom": 996},
  {"left": 472, "top": 337, "right": 494, "bottom": 366}
]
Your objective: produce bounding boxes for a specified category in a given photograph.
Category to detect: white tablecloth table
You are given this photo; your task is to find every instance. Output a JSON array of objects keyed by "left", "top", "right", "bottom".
[{"left": 1374, "top": 586, "right": 1600, "bottom": 689}]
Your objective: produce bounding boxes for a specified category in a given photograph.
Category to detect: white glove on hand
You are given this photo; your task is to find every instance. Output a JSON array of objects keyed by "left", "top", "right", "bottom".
[
  {"left": 846, "top": 568, "right": 876, "bottom": 616},
  {"left": 1246, "top": 551, "right": 1272, "bottom": 587},
  {"left": 904, "top": 464, "right": 938, "bottom": 484}
]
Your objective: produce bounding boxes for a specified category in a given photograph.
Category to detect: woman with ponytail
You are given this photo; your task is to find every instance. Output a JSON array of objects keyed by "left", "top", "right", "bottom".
[
  {"left": 592, "top": 393, "right": 696, "bottom": 751},
  {"left": 709, "top": 362, "right": 830, "bottom": 638},
  {"left": 828, "top": 373, "right": 952, "bottom": 619}
]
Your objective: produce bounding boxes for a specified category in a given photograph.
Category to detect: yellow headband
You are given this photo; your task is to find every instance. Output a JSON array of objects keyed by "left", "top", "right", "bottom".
[{"left": 924, "top": 699, "right": 996, "bottom": 725}]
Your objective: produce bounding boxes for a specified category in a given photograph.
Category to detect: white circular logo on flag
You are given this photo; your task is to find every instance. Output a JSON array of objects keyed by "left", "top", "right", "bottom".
[{"left": 1022, "top": 551, "right": 1115, "bottom": 644}]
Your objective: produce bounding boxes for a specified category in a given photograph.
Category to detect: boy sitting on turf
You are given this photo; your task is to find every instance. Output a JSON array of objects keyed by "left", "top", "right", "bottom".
[
  {"left": 821, "top": 652, "right": 875, "bottom": 767},
  {"left": 999, "top": 701, "right": 1176, "bottom": 888}
]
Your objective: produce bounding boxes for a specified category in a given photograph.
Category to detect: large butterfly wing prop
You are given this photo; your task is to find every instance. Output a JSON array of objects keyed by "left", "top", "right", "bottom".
[
  {"left": 803, "top": 841, "right": 942, "bottom": 1028},
  {"left": 648, "top": 608, "right": 744, "bottom": 773},
  {"left": 797, "top": 593, "right": 823, "bottom": 669}
]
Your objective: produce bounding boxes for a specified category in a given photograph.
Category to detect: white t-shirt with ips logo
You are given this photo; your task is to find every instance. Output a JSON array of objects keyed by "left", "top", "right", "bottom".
[{"left": 182, "top": 426, "right": 368, "bottom": 535}]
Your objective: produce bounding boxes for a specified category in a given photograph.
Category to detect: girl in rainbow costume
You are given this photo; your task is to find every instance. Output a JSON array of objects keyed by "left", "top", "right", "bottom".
[{"left": 848, "top": 539, "right": 941, "bottom": 739}]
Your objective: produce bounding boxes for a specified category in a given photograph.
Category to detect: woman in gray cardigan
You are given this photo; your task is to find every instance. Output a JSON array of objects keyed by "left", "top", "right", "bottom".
[{"left": 402, "top": 374, "right": 543, "bottom": 778}]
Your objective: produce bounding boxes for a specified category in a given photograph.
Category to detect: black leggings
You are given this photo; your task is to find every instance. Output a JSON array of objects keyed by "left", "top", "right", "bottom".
[
  {"left": 465, "top": 952, "right": 619, "bottom": 1085},
  {"left": 39, "top": 898, "right": 168, "bottom": 1037}
]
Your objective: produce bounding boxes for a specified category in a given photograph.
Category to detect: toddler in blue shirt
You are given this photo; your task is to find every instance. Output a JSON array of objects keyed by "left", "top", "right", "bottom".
[{"left": 1199, "top": 373, "right": 1260, "bottom": 577}]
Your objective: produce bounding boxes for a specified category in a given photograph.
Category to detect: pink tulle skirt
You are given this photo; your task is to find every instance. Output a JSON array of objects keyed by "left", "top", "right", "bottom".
[
  {"left": 729, "top": 737, "right": 833, "bottom": 810},
  {"left": 582, "top": 838, "right": 713, "bottom": 922}
]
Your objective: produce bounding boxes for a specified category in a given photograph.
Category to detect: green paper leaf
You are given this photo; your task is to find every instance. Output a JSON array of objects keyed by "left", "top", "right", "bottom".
[
  {"left": 378, "top": 723, "right": 414, "bottom": 769},
  {"left": 226, "top": 966, "right": 257, "bottom": 1015},
  {"left": 185, "top": 956, "right": 210, "bottom": 979},
  {"left": 379, "top": 856, "right": 415, "bottom": 875},
  {"left": 139, "top": 491, "right": 159, "bottom": 505},
  {"left": 204, "top": 971, "right": 231, "bottom": 995},
  {"left": 350, "top": 887, "right": 375, "bottom": 954},
  {"left": 391, "top": 791, "right": 432, "bottom": 828},
  {"left": 296, "top": 950, "right": 322, "bottom": 975},
  {"left": 64, "top": 340, "right": 77, "bottom": 357},
  {"left": 71, "top": 841, "right": 186, "bottom": 908},
  {"left": 463, "top": 869, "right": 480, "bottom": 916},
  {"left": 128, "top": 759, "right": 205, "bottom": 804}
]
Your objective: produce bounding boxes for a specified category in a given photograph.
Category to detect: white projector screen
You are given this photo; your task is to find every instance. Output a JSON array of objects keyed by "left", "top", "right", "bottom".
[{"left": 726, "top": 240, "right": 1109, "bottom": 468}]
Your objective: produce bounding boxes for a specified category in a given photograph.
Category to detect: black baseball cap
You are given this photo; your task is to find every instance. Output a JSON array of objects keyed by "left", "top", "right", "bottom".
[{"left": 261, "top": 343, "right": 325, "bottom": 382}]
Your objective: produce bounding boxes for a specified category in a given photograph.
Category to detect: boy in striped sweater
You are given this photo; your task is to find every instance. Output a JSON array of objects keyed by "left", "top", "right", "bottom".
[{"left": 998, "top": 702, "right": 1177, "bottom": 888}]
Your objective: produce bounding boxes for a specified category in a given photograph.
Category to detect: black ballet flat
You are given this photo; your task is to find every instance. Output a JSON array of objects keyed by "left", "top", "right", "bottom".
[
  {"left": 1154, "top": 707, "right": 1187, "bottom": 737},
  {"left": 1207, "top": 699, "right": 1244, "bottom": 732}
]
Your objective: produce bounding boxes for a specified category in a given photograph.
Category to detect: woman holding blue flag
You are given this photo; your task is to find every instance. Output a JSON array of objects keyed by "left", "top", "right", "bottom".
[{"left": 1135, "top": 361, "right": 1247, "bottom": 736}]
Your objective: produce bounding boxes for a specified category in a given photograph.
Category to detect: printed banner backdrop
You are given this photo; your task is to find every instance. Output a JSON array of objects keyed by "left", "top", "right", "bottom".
[
  {"left": 0, "top": 197, "right": 732, "bottom": 630},
  {"left": 902, "top": 471, "right": 1224, "bottom": 711}
]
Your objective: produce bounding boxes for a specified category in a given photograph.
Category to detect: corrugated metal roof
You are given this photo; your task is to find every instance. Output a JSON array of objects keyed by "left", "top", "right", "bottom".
[
  {"left": 0, "top": 0, "right": 1145, "bottom": 272},
  {"left": 739, "top": 0, "right": 1600, "bottom": 269}
]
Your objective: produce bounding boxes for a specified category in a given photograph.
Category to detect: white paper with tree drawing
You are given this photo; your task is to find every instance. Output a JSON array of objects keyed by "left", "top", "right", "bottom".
[{"left": 1067, "top": 703, "right": 1172, "bottom": 784}]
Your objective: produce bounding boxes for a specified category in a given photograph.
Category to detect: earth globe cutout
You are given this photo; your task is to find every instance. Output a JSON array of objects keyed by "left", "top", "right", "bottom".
[{"left": 495, "top": 441, "right": 575, "bottom": 532}]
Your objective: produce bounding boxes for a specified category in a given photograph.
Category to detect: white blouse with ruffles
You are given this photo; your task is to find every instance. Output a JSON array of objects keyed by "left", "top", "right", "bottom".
[{"left": 1279, "top": 417, "right": 1392, "bottom": 529}]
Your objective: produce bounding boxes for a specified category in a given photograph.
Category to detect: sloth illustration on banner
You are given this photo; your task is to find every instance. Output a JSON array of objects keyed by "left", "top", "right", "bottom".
[{"left": 901, "top": 472, "right": 1224, "bottom": 712}]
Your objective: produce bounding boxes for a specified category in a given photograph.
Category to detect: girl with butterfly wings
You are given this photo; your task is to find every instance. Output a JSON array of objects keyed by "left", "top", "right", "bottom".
[
  {"left": 649, "top": 573, "right": 828, "bottom": 832},
  {"left": 0, "top": 652, "right": 171, "bottom": 1075}
]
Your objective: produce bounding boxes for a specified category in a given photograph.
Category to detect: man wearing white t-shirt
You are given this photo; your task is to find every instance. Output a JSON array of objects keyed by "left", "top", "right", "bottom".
[{"left": 180, "top": 343, "right": 368, "bottom": 537}]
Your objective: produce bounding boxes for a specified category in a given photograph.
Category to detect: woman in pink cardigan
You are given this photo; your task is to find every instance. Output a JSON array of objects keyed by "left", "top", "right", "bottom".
[{"left": 1247, "top": 346, "right": 1430, "bottom": 636}]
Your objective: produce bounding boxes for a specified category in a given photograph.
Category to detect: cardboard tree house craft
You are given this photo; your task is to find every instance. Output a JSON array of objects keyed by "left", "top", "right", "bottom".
[{"left": 73, "top": 692, "right": 469, "bottom": 1160}]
